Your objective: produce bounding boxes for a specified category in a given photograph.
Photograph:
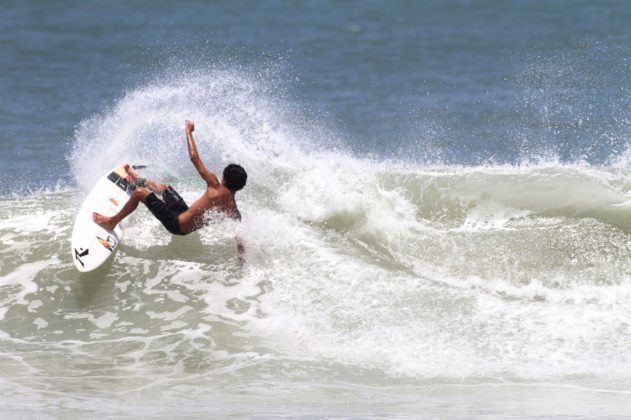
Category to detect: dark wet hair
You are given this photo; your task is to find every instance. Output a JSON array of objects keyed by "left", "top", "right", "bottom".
[{"left": 223, "top": 164, "right": 247, "bottom": 192}]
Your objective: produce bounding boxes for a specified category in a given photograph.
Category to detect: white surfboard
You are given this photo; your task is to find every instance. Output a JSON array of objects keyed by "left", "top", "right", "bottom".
[{"left": 71, "top": 164, "right": 136, "bottom": 272}]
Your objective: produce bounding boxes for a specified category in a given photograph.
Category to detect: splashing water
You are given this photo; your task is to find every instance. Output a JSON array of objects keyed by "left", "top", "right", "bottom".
[{"left": 2, "top": 67, "right": 631, "bottom": 416}]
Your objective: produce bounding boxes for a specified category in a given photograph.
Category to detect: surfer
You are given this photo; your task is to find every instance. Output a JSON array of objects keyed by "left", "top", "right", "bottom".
[{"left": 92, "top": 120, "right": 247, "bottom": 256}]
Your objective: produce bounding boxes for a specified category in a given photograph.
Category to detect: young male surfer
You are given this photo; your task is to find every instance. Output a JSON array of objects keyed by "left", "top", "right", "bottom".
[{"left": 92, "top": 120, "right": 247, "bottom": 256}]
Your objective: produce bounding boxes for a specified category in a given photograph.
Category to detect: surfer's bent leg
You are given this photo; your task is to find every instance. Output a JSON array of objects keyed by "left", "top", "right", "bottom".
[
  {"left": 143, "top": 188, "right": 187, "bottom": 235},
  {"left": 162, "top": 186, "right": 189, "bottom": 213},
  {"left": 123, "top": 164, "right": 167, "bottom": 194},
  {"left": 92, "top": 188, "right": 151, "bottom": 231},
  {"left": 140, "top": 179, "right": 167, "bottom": 195}
]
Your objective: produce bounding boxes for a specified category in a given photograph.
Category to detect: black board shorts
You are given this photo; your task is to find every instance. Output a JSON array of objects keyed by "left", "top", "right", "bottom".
[{"left": 144, "top": 186, "right": 189, "bottom": 235}]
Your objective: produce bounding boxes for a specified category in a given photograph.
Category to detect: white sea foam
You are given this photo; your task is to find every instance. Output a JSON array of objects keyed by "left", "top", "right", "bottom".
[
  {"left": 1, "top": 69, "right": 631, "bottom": 401},
  {"left": 0, "top": 258, "right": 59, "bottom": 318}
]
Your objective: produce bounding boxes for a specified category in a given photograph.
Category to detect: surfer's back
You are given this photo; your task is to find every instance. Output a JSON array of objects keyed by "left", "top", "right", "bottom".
[{"left": 178, "top": 184, "right": 241, "bottom": 234}]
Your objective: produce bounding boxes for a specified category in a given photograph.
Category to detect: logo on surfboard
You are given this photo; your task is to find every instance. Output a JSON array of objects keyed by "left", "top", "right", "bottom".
[
  {"left": 97, "top": 235, "right": 117, "bottom": 252},
  {"left": 74, "top": 248, "right": 89, "bottom": 267}
]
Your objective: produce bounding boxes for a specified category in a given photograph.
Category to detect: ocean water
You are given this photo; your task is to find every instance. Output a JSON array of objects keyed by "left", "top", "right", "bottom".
[{"left": 2, "top": 0, "right": 631, "bottom": 418}]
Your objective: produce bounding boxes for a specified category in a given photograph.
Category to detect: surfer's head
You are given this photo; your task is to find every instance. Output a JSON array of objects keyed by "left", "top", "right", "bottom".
[{"left": 223, "top": 164, "right": 247, "bottom": 192}]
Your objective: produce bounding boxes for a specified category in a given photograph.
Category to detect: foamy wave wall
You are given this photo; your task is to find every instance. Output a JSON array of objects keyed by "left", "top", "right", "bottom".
[{"left": 67, "top": 67, "right": 631, "bottom": 381}]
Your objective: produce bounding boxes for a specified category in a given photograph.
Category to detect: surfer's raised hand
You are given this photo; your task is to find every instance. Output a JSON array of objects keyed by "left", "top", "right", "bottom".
[{"left": 185, "top": 120, "right": 195, "bottom": 134}]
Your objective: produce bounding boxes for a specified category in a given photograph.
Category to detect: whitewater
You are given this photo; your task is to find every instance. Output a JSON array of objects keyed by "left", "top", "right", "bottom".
[{"left": 1, "top": 69, "right": 631, "bottom": 417}]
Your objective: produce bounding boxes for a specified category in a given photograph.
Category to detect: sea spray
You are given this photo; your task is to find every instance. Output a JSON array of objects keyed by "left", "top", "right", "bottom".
[
  {"left": 61, "top": 68, "right": 631, "bottom": 383},
  {"left": 1, "top": 67, "right": 631, "bottom": 419}
]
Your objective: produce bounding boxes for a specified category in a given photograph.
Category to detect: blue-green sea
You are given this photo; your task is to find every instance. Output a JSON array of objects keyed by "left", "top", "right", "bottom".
[{"left": 2, "top": 1, "right": 631, "bottom": 417}]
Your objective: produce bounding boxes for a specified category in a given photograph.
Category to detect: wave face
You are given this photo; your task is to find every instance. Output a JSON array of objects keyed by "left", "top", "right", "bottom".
[{"left": 3, "top": 70, "right": 631, "bottom": 415}]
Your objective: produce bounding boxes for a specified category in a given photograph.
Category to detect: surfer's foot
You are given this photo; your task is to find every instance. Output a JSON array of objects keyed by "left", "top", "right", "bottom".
[
  {"left": 92, "top": 212, "right": 118, "bottom": 231},
  {"left": 124, "top": 164, "right": 166, "bottom": 194},
  {"left": 123, "top": 164, "right": 141, "bottom": 185}
]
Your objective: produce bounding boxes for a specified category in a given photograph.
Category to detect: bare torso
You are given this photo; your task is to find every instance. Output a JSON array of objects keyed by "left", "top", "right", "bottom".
[{"left": 178, "top": 184, "right": 240, "bottom": 234}]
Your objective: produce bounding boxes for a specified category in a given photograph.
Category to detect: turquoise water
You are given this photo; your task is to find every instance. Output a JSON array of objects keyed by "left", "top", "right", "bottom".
[{"left": 2, "top": 1, "right": 631, "bottom": 417}]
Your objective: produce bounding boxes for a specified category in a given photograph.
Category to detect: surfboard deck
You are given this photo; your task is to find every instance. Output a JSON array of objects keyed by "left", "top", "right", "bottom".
[{"left": 71, "top": 164, "right": 135, "bottom": 272}]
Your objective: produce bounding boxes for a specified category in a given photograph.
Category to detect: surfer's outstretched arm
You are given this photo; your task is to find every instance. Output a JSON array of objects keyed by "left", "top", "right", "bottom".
[{"left": 184, "top": 120, "right": 220, "bottom": 189}]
